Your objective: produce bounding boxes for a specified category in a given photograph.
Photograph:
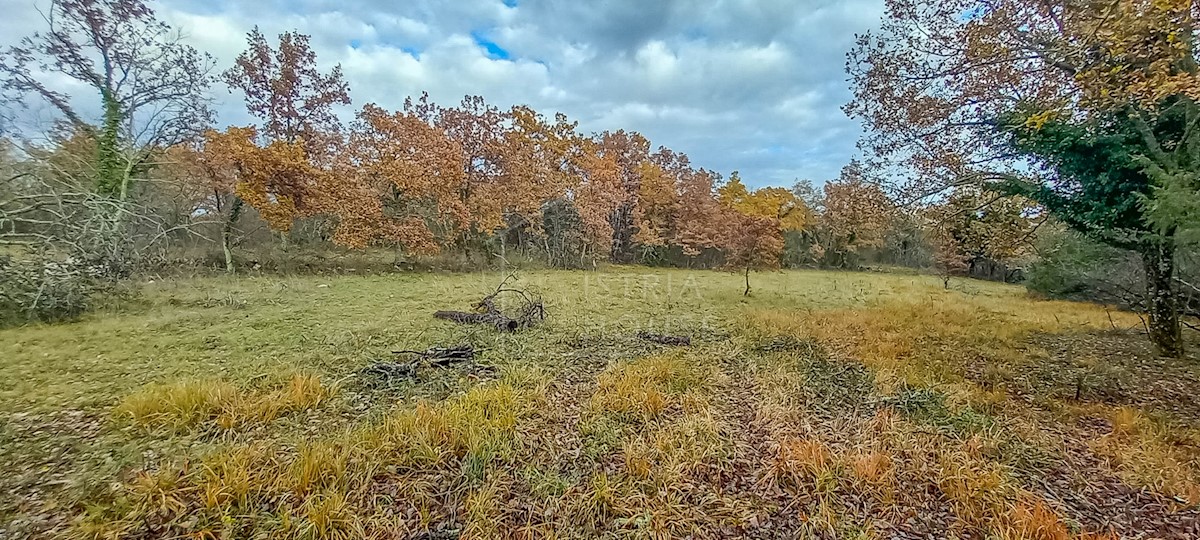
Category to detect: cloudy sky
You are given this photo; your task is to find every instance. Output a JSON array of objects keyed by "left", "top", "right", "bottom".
[{"left": 3, "top": 0, "right": 886, "bottom": 188}]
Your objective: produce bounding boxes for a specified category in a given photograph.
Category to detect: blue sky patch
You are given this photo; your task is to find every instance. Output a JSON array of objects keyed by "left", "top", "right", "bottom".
[{"left": 471, "top": 30, "right": 510, "bottom": 60}]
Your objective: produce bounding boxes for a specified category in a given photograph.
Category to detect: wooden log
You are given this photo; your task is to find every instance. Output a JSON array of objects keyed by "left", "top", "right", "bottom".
[{"left": 434, "top": 310, "right": 519, "bottom": 332}]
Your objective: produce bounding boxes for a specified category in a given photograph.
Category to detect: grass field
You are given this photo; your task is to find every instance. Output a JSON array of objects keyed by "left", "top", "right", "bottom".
[{"left": 2, "top": 268, "right": 1199, "bottom": 539}]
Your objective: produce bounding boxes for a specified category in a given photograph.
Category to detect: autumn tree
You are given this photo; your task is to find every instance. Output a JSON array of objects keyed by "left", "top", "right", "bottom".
[
  {"left": 345, "top": 104, "right": 467, "bottom": 255},
  {"left": 497, "top": 105, "right": 583, "bottom": 252},
  {"left": 724, "top": 212, "right": 784, "bottom": 296},
  {"left": 930, "top": 227, "right": 969, "bottom": 289},
  {"left": 1, "top": 0, "right": 214, "bottom": 201},
  {"left": 407, "top": 94, "right": 510, "bottom": 236},
  {"left": 816, "top": 165, "right": 893, "bottom": 269},
  {"left": 847, "top": 0, "right": 1199, "bottom": 356},
  {"left": 573, "top": 142, "right": 626, "bottom": 263},
  {"left": 927, "top": 189, "right": 1041, "bottom": 281},
  {"left": 222, "top": 28, "right": 351, "bottom": 244},
  {"left": 656, "top": 149, "right": 728, "bottom": 260},
  {"left": 161, "top": 132, "right": 245, "bottom": 272},
  {"left": 717, "top": 173, "right": 803, "bottom": 295},
  {"left": 631, "top": 159, "right": 679, "bottom": 254},
  {"left": 595, "top": 130, "right": 652, "bottom": 262},
  {"left": 223, "top": 27, "right": 350, "bottom": 159},
  {"left": 719, "top": 172, "right": 810, "bottom": 231}
]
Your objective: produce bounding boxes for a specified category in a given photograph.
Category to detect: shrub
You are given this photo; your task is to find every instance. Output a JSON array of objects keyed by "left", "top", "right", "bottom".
[
  {"left": 0, "top": 255, "right": 108, "bottom": 327},
  {"left": 1025, "top": 228, "right": 1140, "bottom": 302}
]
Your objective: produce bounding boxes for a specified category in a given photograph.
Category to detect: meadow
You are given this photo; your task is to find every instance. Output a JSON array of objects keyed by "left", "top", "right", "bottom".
[{"left": 2, "top": 267, "right": 1198, "bottom": 539}]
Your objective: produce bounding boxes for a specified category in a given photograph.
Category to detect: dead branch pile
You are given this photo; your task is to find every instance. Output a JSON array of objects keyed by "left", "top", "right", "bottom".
[
  {"left": 434, "top": 273, "right": 545, "bottom": 332},
  {"left": 359, "top": 362, "right": 415, "bottom": 384},
  {"left": 637, "top": 331, "right": 692, "bottom": 346},
  {"left": 392, "top": 345, "right": 476, "bottom": 366},
  {"left": 360, "top": 345, "right": 489, "bottom": 386}
]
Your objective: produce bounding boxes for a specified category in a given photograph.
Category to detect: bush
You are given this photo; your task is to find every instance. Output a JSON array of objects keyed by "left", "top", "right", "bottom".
[
  {"left": 0, "top": 255, "right": 121, "bottom": 327},
  {"left": 1025, "top": 228, "right": 1141, "bottom": 304}
]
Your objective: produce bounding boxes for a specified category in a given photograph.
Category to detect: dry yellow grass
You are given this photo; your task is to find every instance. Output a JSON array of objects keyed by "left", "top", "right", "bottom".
[
  {"left": 589, "top": 352, "right": 714, "bottom": 422},
  {"left": 771, "top": 437, "right": 835, "bottom": 488},
  {"left": 79, "top": 380, "right": 543, "bottom": 539},
  {"left": 998, "top": 499, "right": 1073, "bottom": 540},
  {"left": 849, "top": 450, "right": 894, "bottom": 491},
  {"left": 1085, "top": 405, "right": 1200, "bottom": 504},
  {"left": 6, "top": 269, "right": 1195, "bottom": 539},
  {"left": 622, "top": 411, "right": 729, "bottom": 486},
  {"left": 748, "top": 291, "right": 1138, "bottom": 391},
  {"left": 113, "top": 373, "right": 330, "bottom": 431}
]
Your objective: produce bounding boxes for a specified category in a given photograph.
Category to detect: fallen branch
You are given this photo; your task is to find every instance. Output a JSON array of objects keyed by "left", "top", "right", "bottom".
[
  {"left": 434, "top": 273, "right": 544, "bottom": 332},
  {"left": 359, "top": 362, "right": 416, "bottom": 386},
  {"left": 637, "top": 332, "right": 692, "bottom": 346},
  {"left": 362, "top": 345, "right": 481, "bottom": 387},
  {"left": 433, "top": 310, "right": 520, "bottom": 332},
  {"left": 393, "top": 345, "right": 477, "bottom": 366}
]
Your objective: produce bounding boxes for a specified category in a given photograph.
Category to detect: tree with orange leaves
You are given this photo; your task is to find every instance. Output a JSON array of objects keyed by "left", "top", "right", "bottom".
[
  {"left": 343, "top": 104, "right": 468, "bottom": 254},
  {"left": 631, "top": 160, "right": 679, "bottom": 252},
  {"left": 723, "top": 211, "right": 785, "bottom": 296},
  {"left": 847, "top": 0, "right": 1200, "bottom": 355},
  {"left": 595, "top": 130, "right": 652, "bottom": 262},
  {"left": 222, "top": 28, "right": 352, "bottom": 248},
  {"left": 162, "top": 131, "right": 244, "bottom": 273},
  {"left": 573, "top": 141, "right": 627, "bottom": 261},
  {"left": 650, "top": 149, "right": 727, "bottom": 259},
  {"left": 717, "top": 172, "right": 803, "bottom": 295},
  {"left": 817, "top": 164, "right": 893, "bottom": 269},
  {"left": 407, "top": 94, "right": 510, "bottom": 235},
  {"left": 498, "top": 106, "right": 584, "bottom": 239}
]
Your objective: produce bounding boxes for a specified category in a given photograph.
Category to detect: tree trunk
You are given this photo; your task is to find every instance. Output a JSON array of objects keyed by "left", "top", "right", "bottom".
[
  {"left": 1142, "top": 239, "right": 1183, "bottom": 357},
  {"left": 96, "top": 88, "right": 126, "bottom": 199},
  {"left": 744, "top": 266, "right": 751, "bottom": 296},
  {"left": 221, "top": 196, "right": 244, "bottom": 273}
]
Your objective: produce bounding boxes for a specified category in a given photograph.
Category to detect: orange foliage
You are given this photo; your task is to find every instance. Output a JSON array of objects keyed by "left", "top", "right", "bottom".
[{"left": 201, "top": 127, "right": 313, "bottom": 233}]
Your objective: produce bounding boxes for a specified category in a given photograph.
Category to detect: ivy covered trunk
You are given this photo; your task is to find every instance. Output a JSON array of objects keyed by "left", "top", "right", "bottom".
[
  {"left": 96, "top": 89, "right": 126, "bottom": 199},
  {"left": 1142, "top": 239, "right": 1183, "bottom": 358},
  {"left": 221, "top": 197, "right": 244, "bottom": 273}
]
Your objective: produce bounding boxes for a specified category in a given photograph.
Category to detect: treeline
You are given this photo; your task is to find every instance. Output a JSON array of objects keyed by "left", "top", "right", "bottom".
[{"left": 0, "top": 4, "right": 1038, "bottom": 281}]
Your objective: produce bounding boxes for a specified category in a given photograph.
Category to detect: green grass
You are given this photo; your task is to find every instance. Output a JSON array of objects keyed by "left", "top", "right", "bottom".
[
  {"left": 1, "top": 267, "right": 1196, "bottom": 539},
  {"left": 0, "top": 268, "right": 915, "bottom": 416}
]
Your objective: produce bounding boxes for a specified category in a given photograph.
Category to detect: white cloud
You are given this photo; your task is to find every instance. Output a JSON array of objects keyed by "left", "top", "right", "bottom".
[{"left": 1, "top": 0, "right": 886, "bottom": 187}]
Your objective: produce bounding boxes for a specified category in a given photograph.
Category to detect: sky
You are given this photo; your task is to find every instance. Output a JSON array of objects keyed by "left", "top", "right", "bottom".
[{"left": 1, "top": 0, "right": 887, "bottom": 188}]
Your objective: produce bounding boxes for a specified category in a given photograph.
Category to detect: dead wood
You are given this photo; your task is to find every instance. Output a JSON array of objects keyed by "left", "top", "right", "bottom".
[
  {"left": 363, "top": 345, "right": 481, "bottom": 386},
  {"left": 433, "top": 273, "right": 544, "bottom": 331},
  {"left": 433, "top": 310, "right": 520, "bottom": 332},
  {"left": 637, "top": 332, "right": 692, "bottom": 346},
  {"left": 359, "top": 362, "right": 416, "bottom": 386},
  {"left": 393, "top": 344, "right": 477, "bottom": 365}
]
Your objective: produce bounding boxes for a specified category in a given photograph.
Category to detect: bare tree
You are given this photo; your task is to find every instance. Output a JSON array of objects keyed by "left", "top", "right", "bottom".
[
  {"left": 0, "top": 0, "right": 215, "bottom": 201},
  {"left": 223, "top": 27, "right": 350, "bottom": 159}
]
